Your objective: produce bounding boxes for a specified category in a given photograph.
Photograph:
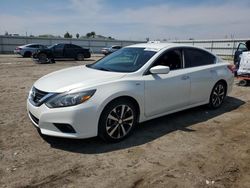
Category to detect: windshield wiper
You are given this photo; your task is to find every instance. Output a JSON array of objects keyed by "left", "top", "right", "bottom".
[{"left": 86, "top": 64, "right": 111, "bottom": 72}]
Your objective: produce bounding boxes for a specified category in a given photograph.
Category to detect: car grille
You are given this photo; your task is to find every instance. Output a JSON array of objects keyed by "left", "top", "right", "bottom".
[{"left": 29, "top": 87, "right": 54, "bottom": 106}]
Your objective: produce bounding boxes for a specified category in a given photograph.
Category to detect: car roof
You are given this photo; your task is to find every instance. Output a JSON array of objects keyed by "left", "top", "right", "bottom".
[
  {"left": 126, "top": 42, "right": 193, "bottom": 51},
  {"left": 54, "top": 43, "right": 81, "bottom": 46},
  {"left": 24, "top": 43, "right": 44, "bottom": 46}
]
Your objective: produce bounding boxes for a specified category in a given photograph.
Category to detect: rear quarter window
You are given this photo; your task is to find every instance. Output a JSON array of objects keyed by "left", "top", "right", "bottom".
[{"left": 184, "top": 48, "right": 216, "bottom": 68}]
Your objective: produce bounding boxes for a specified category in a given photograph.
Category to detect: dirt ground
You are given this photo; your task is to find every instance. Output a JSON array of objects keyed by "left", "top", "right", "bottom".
[{"left": 0, "top": 55, "right": 250, "bottom": 188}]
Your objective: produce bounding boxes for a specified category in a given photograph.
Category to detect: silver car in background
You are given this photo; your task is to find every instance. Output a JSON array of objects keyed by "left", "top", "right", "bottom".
[
  {"left": 101, "top": 45, "right": 122, "bottom": 55},
  {"left": 14, "top": 43, "right": 47, "bottom": 57}
]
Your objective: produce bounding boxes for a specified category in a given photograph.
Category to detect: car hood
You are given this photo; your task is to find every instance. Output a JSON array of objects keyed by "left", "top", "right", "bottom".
[{"left": 34, "top": 65, "right": 127, "bottom": 93}]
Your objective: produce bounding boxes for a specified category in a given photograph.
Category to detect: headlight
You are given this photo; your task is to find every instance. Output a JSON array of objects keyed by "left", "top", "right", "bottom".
[{"left": 45, "top": 89, "right": 96, "bottom": 108}]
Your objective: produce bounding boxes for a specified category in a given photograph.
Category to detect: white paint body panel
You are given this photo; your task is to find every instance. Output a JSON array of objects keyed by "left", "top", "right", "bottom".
[
  {"left": 238, "top": 52, "right": 250, "bottom": 74},
  {"left": 27, "top": 43, "right": 234, "bottom": 139}
]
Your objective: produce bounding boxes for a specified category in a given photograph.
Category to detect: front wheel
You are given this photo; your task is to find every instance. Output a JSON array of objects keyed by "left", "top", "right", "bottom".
[
  {"left": 38, "top": 53, "right": 48, "bottom": 63},
  {"left": 209, "top": 82, "right": 226, "bottom": 109},
  {"left": 98, "top": 99, "right": 137, "bottom": 142}
]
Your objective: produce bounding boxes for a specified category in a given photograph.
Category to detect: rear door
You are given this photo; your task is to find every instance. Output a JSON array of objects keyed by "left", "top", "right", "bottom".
[
  {"left": 64, "top": 44, "right": 75, "bottom": 58},
  {"left": 183, "top": 48, "right": 216, "bottom": 104}
]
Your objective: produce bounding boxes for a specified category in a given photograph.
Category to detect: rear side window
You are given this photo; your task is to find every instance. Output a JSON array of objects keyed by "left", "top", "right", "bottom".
[
  {"left": 113, "top": 46, "right": 121, "bottom": 49},
  {"left": 65, "top": 44, "right": 81, "bottom": 49},
  {"left": 71, "top": 44, "right": 82, "bottom": 49},
  {"left": 29, "top": 45, "right": 39, "bottom": 48},
  {"left": 184, "top": 48, "right": 216, "bottom": 68}
]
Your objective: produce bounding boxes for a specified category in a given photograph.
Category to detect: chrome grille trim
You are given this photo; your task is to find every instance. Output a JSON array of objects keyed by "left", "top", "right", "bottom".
[{"left": 29, "top": 87, "right": 56, "bottom": 106}]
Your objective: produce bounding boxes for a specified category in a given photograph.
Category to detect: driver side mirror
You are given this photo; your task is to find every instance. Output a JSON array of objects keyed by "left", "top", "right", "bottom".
[{"left": 150, "top": 65, "right": 170, "bottom": 74}]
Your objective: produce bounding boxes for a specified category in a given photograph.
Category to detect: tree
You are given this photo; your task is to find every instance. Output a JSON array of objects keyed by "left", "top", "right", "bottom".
[
  {"left": 38, "top": 34, "right": 60, "bottom": 38},
  {"left": 64, "top": 32, "right": 72, "bottom": 38},
  {"left": 86, "top": 31, "right": 96, "bottom": 38},
  {"left": 76, "top": 33, "right": 80, "bottom": 39},
  {"left": 90, "top": 31, "right": 96, "bottom": 38},
  {"left": 86, "top": 32, "right": 91, "bottom": 38}
]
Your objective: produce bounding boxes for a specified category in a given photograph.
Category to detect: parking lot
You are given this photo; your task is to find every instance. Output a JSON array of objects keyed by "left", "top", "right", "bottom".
[{"left": 0, "top": 55, "right": 250, "bottom": 188}]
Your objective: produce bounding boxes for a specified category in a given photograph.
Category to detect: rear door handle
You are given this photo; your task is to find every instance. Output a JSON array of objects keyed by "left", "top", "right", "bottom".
[{"left": 181, "top": 75, "right": 190, "bottom": 80}]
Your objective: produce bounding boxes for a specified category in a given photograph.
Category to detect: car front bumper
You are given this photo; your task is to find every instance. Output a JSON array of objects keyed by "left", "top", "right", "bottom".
[{"left": 27, "top": 99, "right": 99, "bottom": 139}]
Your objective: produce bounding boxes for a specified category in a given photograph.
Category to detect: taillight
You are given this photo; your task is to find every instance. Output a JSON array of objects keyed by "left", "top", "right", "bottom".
[{"left": 227, "top": 64, "right": 235, "bottom": 73}]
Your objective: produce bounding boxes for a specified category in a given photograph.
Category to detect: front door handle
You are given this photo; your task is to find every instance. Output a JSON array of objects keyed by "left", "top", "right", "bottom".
[{"left": 181, "top": 75, "right": 190, "bottom": 80}]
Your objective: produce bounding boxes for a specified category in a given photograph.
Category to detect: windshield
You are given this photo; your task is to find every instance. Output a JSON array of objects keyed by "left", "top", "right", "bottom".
[{"left": 88, "top": 47, "right": 156, "bottom": 72}]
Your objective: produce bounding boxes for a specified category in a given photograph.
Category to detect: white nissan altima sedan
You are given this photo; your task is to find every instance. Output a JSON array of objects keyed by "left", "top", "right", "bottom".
[{"left": 27, "top": 43, "right": 234, "bottom": 142}]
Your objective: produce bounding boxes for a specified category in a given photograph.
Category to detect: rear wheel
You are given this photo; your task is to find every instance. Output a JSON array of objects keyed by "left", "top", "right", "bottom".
[
  {"left": 76, "top": 53, "right": 84, "bottom": 61},
  {"left": 98, "top": 99, "right": 137, "bottom": 142},
  {"left": 209, "top": 81, "right": 226, "bottom": 109}
]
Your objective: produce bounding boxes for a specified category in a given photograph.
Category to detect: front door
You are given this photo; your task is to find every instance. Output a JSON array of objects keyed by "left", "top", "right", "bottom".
[
  {"left": 53, "top": 44, "right": 64, "bottom": 58},
  {"left": 144, "top": 48, "right": 191, "bottom": 117}
]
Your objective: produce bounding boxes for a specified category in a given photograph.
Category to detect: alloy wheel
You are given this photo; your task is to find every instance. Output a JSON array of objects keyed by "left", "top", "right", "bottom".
[
  {"left": 105, "top": 105, "right": 134, "bottom": 139},
  {"left": 211, "top": 83, "right": 225, "bottom": 108},
  {"left": 39, "top": 54, "right": 48, "bottom": 63}
]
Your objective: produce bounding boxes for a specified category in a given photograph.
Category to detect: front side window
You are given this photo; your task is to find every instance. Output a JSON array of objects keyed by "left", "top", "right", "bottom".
[
  {"left": 153, "top": 49, "right": 183, "bottom": 70},
  {"left": 237, "top": 43, "right": 247, "bottom": 52},
  {"left": 54, "top": 44, "right": 64, "bottom": 50},
  {"left": 88, "top": 48, "right": 156, "bottom": 73},
  {"left": 184, "top": 48, "right": 215, "bottom": 68},
  {"left": 39, "top": 45, "right": 46, "bottom": 49}
]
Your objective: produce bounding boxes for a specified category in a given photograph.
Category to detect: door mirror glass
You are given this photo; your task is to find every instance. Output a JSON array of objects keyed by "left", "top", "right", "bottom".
[{"left": 150, "top": 65, "right": 170, "bottom": 74}]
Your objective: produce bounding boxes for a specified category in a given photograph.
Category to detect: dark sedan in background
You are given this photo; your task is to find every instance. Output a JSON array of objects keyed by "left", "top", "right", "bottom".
[{"left": 32, "top": 43, "right": 91, "bottom": 63}]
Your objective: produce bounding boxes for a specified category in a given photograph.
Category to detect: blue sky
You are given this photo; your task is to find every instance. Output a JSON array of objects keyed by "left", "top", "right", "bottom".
[{"left": 0, "top": 0, "right": 250, "bottom": 40}]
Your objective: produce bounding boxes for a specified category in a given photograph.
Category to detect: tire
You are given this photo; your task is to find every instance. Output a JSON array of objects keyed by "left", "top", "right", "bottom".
[
  {"left": 98, "top": 99, "right": 138, "bottom": 142},
  {"left": 49, "top": 58, "right": 56, "bottom": 64},
  {"left": 23, "top": 51, "right": 32, "bottom": 57},
  {"left": 208, "top": 81, "right": 227, "bottom": 109},
  {"left": 239, "top": 80, "right": 248, "bottom": 86},
  {"left": 76, "top": 53, "right": 84, "bottom": 61},
  {"left": 38, "top": 53, "right": 48, "bottom": 63}
]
